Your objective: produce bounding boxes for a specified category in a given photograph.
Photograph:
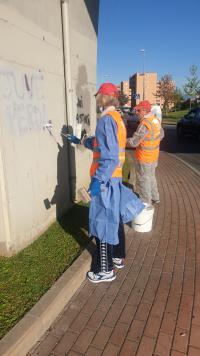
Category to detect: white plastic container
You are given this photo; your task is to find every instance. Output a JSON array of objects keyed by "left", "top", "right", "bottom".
[
  {"left": 132, "top": 205, "right": 154, "bottom": 232},
  {"left": 74, "top": 123, "right": 82, "bottom": 139}
]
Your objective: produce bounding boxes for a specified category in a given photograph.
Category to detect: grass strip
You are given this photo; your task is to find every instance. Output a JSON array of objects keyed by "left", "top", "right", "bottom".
[
  {"left": 162, "top": 109, "right": 189, "bottom": 124},
  {"left": 0, "top": 203, "right": 89, "bottom": 339}
]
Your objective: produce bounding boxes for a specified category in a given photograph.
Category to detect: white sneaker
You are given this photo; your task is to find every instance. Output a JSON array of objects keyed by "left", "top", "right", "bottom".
[
  {"left": 152, "top": 199, "right": 160, "bottom": 204},
  {"left": 112, "top": 258, "right": 125, "bottom": 269},
  {"left": 143, "top": 202, "right": 153, "bottom": 208},
  {"left": 87, "top": 270, "right": 116, "bottom": 283}
]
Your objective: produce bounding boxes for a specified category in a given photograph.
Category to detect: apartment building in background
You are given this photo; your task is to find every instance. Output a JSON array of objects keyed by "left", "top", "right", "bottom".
[
  {"left": 120, "top": 81, "right": 132, "bottom": 106},
  {"left": 130, "top": 72, "right": 161, "bottom": 107}
]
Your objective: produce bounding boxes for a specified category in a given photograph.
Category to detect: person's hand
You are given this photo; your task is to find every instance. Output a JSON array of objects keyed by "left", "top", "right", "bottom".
[
  {"left": 66, "top": 134, "right": 81, "bottom": 144},
  {"left": 88, "top": 178, "right": 101, "bottom": 197}
]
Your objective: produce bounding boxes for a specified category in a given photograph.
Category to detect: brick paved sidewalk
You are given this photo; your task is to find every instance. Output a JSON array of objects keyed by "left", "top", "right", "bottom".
[{"left": 29, "top": 153, "right": 200, "bottom": 356}]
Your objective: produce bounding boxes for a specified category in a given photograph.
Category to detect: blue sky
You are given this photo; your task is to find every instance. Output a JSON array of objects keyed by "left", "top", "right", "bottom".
[{"left": 97, "top": 0, "right": 200, "bottom": 90}]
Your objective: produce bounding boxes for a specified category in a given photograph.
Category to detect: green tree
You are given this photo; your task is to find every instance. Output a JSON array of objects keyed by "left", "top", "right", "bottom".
[
  {"left": 183, "top": 65, "right": 200, "bottom": 109},
  {"left": 173, "top": 88, "right": 184, "bottom": 110},
  {"left": 118, "top": 91, "right": 129, "bottom": 106},
  {"left": 156, "top": 74, "right": 176, "bottom": 114}
]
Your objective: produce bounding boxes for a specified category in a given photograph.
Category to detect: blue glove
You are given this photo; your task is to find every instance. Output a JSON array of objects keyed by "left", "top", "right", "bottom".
[
  {"left": 88, "top": 178, "right": 101, "bottom": 197},
  {"left": 66, "top": 134, "right": 81, "bottom": 144}
]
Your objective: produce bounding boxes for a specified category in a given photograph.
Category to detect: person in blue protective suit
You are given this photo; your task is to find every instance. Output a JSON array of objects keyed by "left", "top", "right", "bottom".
[{"left": 67, "top": 83, "right": 144, "bottom": 283}]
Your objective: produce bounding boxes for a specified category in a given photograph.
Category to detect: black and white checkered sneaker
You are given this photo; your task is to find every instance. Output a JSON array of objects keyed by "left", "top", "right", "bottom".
[{"left": 87, "top": 270, "right": 116, "bottom": 283}]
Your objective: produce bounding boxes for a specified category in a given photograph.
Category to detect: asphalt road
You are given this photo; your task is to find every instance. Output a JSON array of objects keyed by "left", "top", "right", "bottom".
[{"left": 161, "top": 124, "right": 200, "bottom": 172}]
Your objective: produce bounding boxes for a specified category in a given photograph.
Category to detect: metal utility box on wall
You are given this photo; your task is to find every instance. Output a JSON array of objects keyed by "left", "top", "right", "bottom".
[{"left": 0, "top": 0, "right": 99, "bottom": 256}]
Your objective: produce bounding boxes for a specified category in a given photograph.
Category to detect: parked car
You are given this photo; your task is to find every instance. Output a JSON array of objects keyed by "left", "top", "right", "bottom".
[
  {"left": 125, "top": 113, "right": 139, "bottom": 138},
  {"left": 117, "top": 107, "right": 139, "bottom": 137},
  {"left": 177, "top": 108, "right": 200, "bottom": 140},
  {"left": 120, "top": 106, "right": 132, "bottom": 114}
]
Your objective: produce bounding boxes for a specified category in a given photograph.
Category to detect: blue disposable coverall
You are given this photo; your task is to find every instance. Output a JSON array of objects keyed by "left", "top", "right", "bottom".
[{"left": 84, "top": 113, "right": 144, "bottom": 246}]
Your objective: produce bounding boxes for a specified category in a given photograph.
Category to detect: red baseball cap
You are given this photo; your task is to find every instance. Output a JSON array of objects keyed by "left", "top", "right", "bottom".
[
  {"left": 95, "top": 83, "right": 119, "bottom": 97},
  {"left": 135, "top": 100, "right": 151, "bottom": 112}
]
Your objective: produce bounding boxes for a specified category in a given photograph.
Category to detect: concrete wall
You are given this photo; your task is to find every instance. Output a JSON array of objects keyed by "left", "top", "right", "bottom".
[
  {"left": 68, "top": 0, "right": 99, "bottom": 191},
  {"left": 0, "top": 0, "right": 99, "bottom": 255}
]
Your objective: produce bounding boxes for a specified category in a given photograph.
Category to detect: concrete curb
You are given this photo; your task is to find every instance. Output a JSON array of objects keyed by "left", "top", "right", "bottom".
[
  {"left": 162, "top": 122, "right": 177, "bottom": 126},
  {"left": 0, "top": 242, "right": 95, "bottom": 356},
  {"left": 168, "top": 153, "right": 200, "bottom": 177}
]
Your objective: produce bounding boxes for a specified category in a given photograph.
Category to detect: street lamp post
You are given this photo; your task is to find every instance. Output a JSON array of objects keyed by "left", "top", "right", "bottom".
[{"left": 140, "top": 49, "right": 146, "bottom": 100}]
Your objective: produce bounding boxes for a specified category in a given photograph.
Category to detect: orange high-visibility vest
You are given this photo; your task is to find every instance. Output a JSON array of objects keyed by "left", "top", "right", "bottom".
[
  {"left": 90, "top": 111, "right": 126, "bottom": 178},
  {"left": 135, "top": 116, "right": 161, "bottom": 163}
]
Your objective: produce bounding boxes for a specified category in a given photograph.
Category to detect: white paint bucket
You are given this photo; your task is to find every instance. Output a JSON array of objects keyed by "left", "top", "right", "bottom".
[{"left": 132, "top": 205, "right": 154, "bottom": 232}]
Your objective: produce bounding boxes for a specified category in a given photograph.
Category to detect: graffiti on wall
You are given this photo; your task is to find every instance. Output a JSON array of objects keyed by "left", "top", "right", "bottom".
[
  {"left": 76, "top": 95, "right": 91, "bottom": 134},
  {"left": 0, "top": 67, "right": 47, "bottom": 134}
]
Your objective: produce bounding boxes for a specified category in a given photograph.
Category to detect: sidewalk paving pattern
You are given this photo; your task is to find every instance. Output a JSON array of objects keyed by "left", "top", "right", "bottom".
[{"left": 28, "top": 153, "right": 200, "bottom": 356}]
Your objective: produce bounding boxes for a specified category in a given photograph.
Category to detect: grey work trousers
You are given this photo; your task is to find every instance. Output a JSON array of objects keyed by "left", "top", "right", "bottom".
[{"left": 135, "top": 160, "right": 159, "bottom": 204}]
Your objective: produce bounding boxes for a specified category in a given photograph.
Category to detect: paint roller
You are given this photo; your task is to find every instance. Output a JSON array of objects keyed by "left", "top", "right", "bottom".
[{"left": 43, "top": 120, "right": 83, "bottom": 140}]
